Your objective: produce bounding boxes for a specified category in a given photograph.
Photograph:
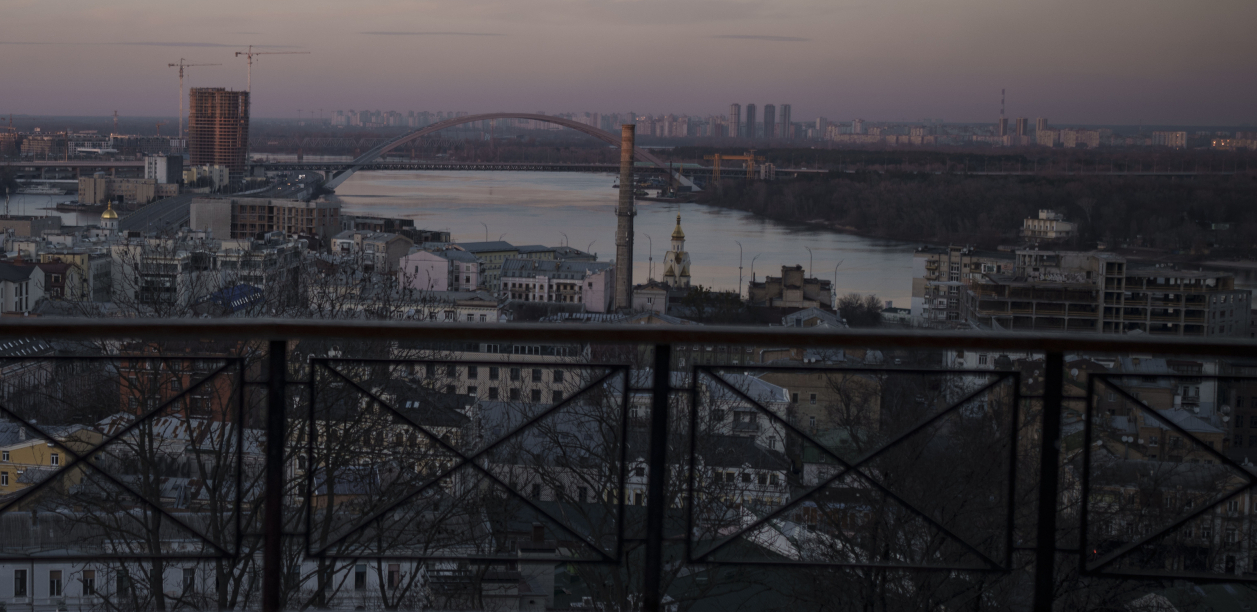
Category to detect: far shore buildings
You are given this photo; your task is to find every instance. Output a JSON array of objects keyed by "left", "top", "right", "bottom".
[{"left": 1021, "top": 209, "right": 1076, "bottom": 243}]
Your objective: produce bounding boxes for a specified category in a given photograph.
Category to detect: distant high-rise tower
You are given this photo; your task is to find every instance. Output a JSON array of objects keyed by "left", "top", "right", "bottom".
[
  {"left": 729, "top": 104, "right": 742, "bottom": 138},
  {"left": 745, "top": 104, "right": 757, "bottom": 139},
  {"left": 763, "top": 104, "right": 776, "bottom": 139},
  {"left": 188, "top": 87, "right": 250, "bottom": 179},
  {"left": 997, "top": 117, "right": 1009, "bottom": 137},
  {"left": 852, "top": 118, "right": 865, "bottom": 135},
  {"left": 1015, "top": 117, "right": 1029, "bottom": 136},
  {"left": 1036, "top": 117, "right": 1049, "bottom": 132},
  {"left": 780, "top": 104, "right": 792, "bottom": 139}
]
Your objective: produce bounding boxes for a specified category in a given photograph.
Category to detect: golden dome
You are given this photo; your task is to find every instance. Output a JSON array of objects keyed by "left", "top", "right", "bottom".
[
  {"left": 101, "top": 203, "right": 118, "bottom": 220},
  {"left": 671, "top": 214, "right": 685, "bottom": 240}
]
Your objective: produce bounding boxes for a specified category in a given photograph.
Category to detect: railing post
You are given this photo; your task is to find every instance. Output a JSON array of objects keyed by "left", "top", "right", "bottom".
[
  {"left": 263, "top": 339, "right": 287, "bottom": 612},
  {"left": 643, "top": 343, "right": 672, "bottom": 612},
  {"left": 1033, "top": 350, "right": 1065, "bottom": 612}
]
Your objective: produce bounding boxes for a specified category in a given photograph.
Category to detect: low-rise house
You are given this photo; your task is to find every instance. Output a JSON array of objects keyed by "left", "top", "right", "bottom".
[
  {"left": 331, "top": 230, "right": 414, "bottom": 274},
  {"left": 501, "top": 258, "right": 614, "bottom": 313}
]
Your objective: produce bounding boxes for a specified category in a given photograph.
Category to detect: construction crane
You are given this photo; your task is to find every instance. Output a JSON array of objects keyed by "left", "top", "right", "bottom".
[
  {"left": 155, "top": 122, "right": 168, "bottom": 137},
  {"left": 168, "top": 59, "right": 221, "bottom": 140},
  {"left": 235, "top": 45, "right": 310, "bottom": 92},
  {"left": 704, "top": 150, "right": 765, "bottom": 183}
]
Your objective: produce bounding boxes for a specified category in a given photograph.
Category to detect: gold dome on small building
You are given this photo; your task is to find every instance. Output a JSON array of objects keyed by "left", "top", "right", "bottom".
[
  {"left": 101, "top": 203, "right": 118, "bottom": 220},
  {"left": 671, "top": 214, "right": 685, "bottom": 240}
]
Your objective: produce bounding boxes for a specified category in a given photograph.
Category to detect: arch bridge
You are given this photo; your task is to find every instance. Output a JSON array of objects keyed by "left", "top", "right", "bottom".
[{"left": 320, "top": 112, "right": 698, "bottom": 191}]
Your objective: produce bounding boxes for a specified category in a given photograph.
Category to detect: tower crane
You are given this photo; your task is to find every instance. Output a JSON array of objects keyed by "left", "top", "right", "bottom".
[
  {"left": 235, "top": 46, "right": 310, "bottom": 92},
  {"left": 155, "top": 122, "right": 168, "bottom": 137},
  {"left": 168, "top": 59, "right": 221, "bottom": 140}
]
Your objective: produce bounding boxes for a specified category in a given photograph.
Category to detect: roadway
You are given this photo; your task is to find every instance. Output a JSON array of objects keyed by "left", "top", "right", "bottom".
[{"left": 119, "top": 193, "right": 195, "bottom": 233}]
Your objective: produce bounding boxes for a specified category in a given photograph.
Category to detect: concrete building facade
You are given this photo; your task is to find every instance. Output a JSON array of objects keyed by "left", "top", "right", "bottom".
[
  {"left": 501, "top": 258, "right": 615, "bottom": 313},
  {"left": 748, "top": 265, "right": 833, "bottom": 309},
  {"left": 188, "top": 88, "right": 250, "bottom": 179}
]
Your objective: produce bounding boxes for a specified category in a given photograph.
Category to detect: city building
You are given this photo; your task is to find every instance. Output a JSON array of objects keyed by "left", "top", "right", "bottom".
[
  {"left": 763, "top": 104, "right": 776, "bottom": 139},
  {"left": 189, "top": 197, "right": 341, "bottom": 242},
  {"left": 997, "top": 116, "right": 1009, "bottom": 137},
  {"left": 729, "top": 104, "right": 741, "bottom": 138},
  {"left": 1036, "top": 117, "right": 1049, "bottom": 132},
  {"left": 144, "top": 155, "right": 183, "bottom": 184},
  {"left": 964, "top": 251, "right": 1251, "bottom": 336},
  {"left": 78, "top": 174, "right": 176, "bottom": 205},
  {"left": 0, "top": 262, "right": 43, "bottom": 314},
  {"left": 0, "top": 215, "right": 61, "bottom": 238},
  {"left": 40, "top": 248, "right": 113, "bottom": 302},
  {"left": 780, "top": 104, "right": 792, "bottom": 139},
  {"left": 330, "top": 230, "right": 414, "bottom": 274},
  {"left": 399, "top": 247, "right": 481, "bottom": 292},
  {"left": 661, "top": 214, "right": 691, "bottom": 289},
  {"left": 452, "top": 241, "right": 520, "bottom": 293},
  {"left": 500, "top": 258, "right": 614, "bottom": 313},
  {"left": 632, "top": 279, "right": 670, "bottom": 314},
  {"left": 747, "top": 265, "right": 833, "bottom": 309},
  {"left": 184, "top": 165, "right": 231, "bottom": 190},
  {"left": 1021, "top": 209, "right": 1077, "bottom": 243},
  {"left": 188, "top": 87, "right": 250, "bottom": 179},
  {"left": 1152, "top": 131, "right": 1189, "bottom": 148},
  {"left": 745, "top": 104, "right": 757, "bottom": 139},
  {"left": 852, "top": 118, "right": 865, "bottom": 135},
  {"left": 910, "top": 245, "right": 1015, "bottom": 327},
  {"left": 1016, "top": 117, "right": 1029, "bottom": 137}
]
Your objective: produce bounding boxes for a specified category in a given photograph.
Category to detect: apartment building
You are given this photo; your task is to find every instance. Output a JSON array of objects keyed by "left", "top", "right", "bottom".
[
  {"left": 330, "top": 230, "right": 414, "bottom": 274},
  {"left": 910, "top": 245, "right": 1014, "bottom": 327},
  {"left": 190, "top": 197, "right": 341, "bottom": 242},
  {"left": 500, "top": 258, "right": 614, "bottom": 313},
  {"left": 399, "top": 247, "right": 481, "bottom": 292},
  {"left": 964, "top": 250, "right": 1250, "bottom": 336}
]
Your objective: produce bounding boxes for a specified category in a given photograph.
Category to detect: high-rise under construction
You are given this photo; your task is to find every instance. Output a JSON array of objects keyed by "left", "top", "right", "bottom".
[{"left": 188, "top": 87, "right": 250, "bottom": 179}]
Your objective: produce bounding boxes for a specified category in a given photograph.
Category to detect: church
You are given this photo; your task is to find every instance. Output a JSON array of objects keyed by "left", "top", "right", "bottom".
[{"left": 661, "top": 214, "right": 691, "bottom": 289}]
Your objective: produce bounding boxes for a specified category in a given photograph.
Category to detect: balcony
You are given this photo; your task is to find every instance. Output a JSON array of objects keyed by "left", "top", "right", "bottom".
[{"left": 0, "top": 319, "right": 1254, "bottom": 612}]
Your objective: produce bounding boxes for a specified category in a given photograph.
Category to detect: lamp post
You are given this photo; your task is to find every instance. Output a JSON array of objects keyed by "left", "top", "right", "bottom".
[
  {"left": 560, "top": 231, "right": 569, "bottom": 247},
  {"left": 750, "top": 254, "right": 761, "bottom": 283},
  {"left": 805, "top": 246, "right": 813, "bottom": 278},
  {"left": 644, "top": 234, "right": 653, "bottom": 281},
  {"left": 479, "top": 222, "right": 488, "bottom": 242},
  {"left": 1120, "top": 435, "right": 1133, "bottom": 460},
  {"left": 833, "top": 260, "right": 842, "bottom": 306},
  {"left": 735, "top": 240, "right": 744, "bottom": 296}
]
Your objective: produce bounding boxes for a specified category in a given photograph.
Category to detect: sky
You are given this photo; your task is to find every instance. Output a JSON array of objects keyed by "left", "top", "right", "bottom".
[{"left": 2, "top": 0, "right": 1256, "bottom": 125}]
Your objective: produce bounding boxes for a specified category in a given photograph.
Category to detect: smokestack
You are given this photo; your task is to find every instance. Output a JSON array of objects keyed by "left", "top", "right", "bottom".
[{"left": 614, "top": 125, "right": 635, "bottom": 310}]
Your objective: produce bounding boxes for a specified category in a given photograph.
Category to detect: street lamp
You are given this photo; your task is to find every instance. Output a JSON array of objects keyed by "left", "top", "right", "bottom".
[
  {"left": 804, "top": 246, "right": 813, "bottom": 278},
  {"left": 750, "top": 254, "right": 761, "bottom": 283},
  {"left": 587, "top": 240, "right": 596, "bottom": 254},
  {"left": 644, "top": 234, "right": 653, "bottom": 281},
  {"left": 735, "top": 240, "right": 744, "bottom": 296},
  {"left": 560, "top": 231, "right": 569, "bottom": 247},
  {"left": 479, "top": 222, "right": 488, "bottom": 242},
  {"left": 1120, "top": 435, "right": 1133, "bottom": 459}
]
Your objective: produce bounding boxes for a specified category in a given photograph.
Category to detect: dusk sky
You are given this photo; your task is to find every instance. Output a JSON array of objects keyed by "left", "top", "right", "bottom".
[{"left": 3, "top": 0, "right": 1255, "bottom": 125}]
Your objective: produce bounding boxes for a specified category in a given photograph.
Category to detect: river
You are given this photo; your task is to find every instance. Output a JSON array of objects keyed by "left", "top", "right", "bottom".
[{"left": 330, "top": 170, "right": 918, "bottom": 306}]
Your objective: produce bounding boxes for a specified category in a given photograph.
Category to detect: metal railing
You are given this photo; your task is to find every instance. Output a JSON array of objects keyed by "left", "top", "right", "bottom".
[{"left": 1, "top": 319, "right": 1256, "bottom": 612}]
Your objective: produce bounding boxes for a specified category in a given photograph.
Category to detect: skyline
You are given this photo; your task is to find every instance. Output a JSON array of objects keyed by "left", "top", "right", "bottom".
[{"left": 1, "top": 0, "right": 1254, "bottom": 125}]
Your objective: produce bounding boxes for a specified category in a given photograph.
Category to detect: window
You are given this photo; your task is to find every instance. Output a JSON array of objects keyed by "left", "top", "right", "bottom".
[
  {"left": 552, "top": 390, "right": 563, "bottom": 403},
  {"left": 82, "top": 570, "right": 95, "bottom": 595},
  {"left": 757, "top": 473, "right": 768, "bottom": 485},
  {"left": 466, "top": 314, "right": 474, "bottom": 322},
  {"left": 50, "top": 453, "right": 59, "bottom": 466},
  {"left": 809, "top": 416, "right": 816, "bottom": 428},
  {"left": 531, "top": 389, "right": 542, "bottom": 402},
  {"left": 116, "top": 570, "right": 131, "bottom": 596},
  {"left": 510, "top": 368, "right": 521, "bottom": 381},
  {"left": 531, "top": 484, "right": 542, "bottom": 499},
  {"left": 467, "top": 386, "right": 477, "bottom": 397},
  {"left": 510, "top": 388, "right": 521, "bottom": 400},
  {"left": 446, "top": 364, "right": 457, "bottom": 377},
  {"left": 531, "top": 368, "right": 542, "bottom": 382},
  {"left": 425, "top": 363, "right": 435, "bottom": 377},
  {"left": 467, "top": 366, "right": 478, "bottom": 380},
  {"left": 1228, "top": 500, "right": 1240, "bottom": 514},
  {"left": 354, "top": 565, "right": 367, "bottom": 590},
  {"left": 489, "top": 388, "right": 499, "bottom": 400},
  {"left": 489, "top": 367, "right": 500, "bottom": 380},
  {"left": 15, "top": 569, "right": 27, "bottom": 598},
  {"left": 1, "top": 450, "right": 6, "bottom": 461},
  {"left": 741, "top": 473, "right": 752, "bottom": 483},
  {"left": 809, "top": 393, "right": 817, "bottom": 405},
  {"left": 49, "top": 570, "right": 62, "bottom": 597},
  {"left": 1, "top": 472, "right": 7, "bottom": 486},
  {"left": 1251, "top": 415, "right": 1257, "bottom": 428},
  {"left": 791, "top": 392, "right": 799, "bottom": 403},
  {"left": 553, "top": 369, "right": 564, "bottom": 383},
  {"left": 182, "top": 568, "right": 195, "bottom": 593},
  {"left": 388, "top": 564, "right": 400, "bottom": 589},
  {"left": 978, "top": 354, "right": 989, "bottom": 365},
  {"left": 634, "top": 466, "right": 646, "bottom": 477},
  {"left": 1227, "top": 528, "right": 1239, "bottom": 544},
  {"left": 578, "top": 486, "right": 588, "bottom": 502},
  {"left": 479, "top": 314, "right": 487, "bottom": 322}
]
